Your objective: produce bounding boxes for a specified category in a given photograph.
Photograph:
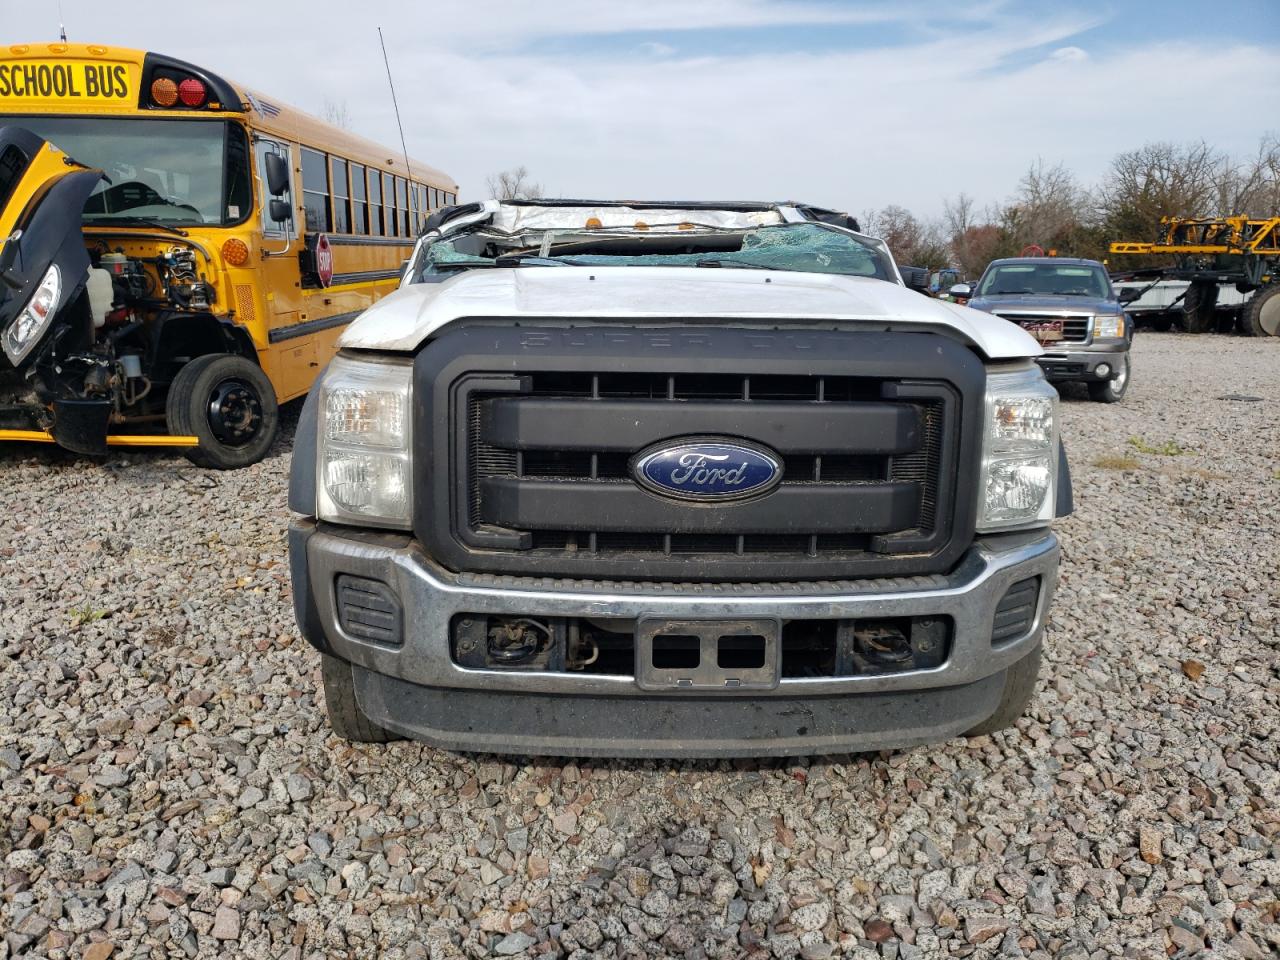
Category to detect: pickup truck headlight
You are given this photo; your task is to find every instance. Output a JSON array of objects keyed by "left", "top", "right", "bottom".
[
  {"left": 1093, "top": 313, "right": 1124, "bottom": 339},
  {"left": 316, "top": 353, "right": 413, "bottom": 529},
  {"left": 977, "top": 366, "right": 1058, "bottom": 532},
  {"left": 2, "top": 263, "right": 61, "bottom": 364}
]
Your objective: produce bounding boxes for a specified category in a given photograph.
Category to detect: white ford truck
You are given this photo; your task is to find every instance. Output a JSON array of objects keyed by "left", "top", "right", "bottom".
[{"left": 288, "top": 199, "right": 1070, "bottom": 757}]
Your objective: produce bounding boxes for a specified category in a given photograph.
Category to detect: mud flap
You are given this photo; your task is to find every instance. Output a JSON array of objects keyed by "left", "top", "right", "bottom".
[{"left": 50, "top": 398, "right": 111, "bottom": 455}]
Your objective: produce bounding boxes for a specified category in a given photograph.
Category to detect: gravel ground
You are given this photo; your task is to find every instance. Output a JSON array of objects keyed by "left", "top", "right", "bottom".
[{"left": 1, "top": 332, "right": 1277, "bottom": 960}]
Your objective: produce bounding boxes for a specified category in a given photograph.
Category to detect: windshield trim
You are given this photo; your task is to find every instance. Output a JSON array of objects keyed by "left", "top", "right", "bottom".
[
  {"left": 977, "top": 261, "right": 1112, "bottom": 299},
  {"left": 0, "top": 113, "right": 254, "bottom": 229},
  {"left": 414, "top": 220, "right": 893, "bottom": 284}
]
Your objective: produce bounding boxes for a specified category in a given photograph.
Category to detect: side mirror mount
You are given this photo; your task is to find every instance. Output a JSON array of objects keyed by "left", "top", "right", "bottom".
[
  {"left": 269, "top": 198, "right": 292, "bottom": 223},
  {"left": 949, "top": 283, "right": 972, "bottom": 299},
  {"left": 1117, "top": 286, "right": 1143, "bottom": 303},
  {"left": 264, "top": 153, "right": 290, "bottom": 197}
]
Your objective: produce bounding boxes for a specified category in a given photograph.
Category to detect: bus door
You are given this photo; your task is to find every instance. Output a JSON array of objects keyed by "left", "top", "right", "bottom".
[{"left": 253, "top": 136, "right": 314, "bottom": 397}]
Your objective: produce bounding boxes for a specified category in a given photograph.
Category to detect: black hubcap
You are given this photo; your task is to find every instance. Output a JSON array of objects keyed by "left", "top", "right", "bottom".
[{"left": 206, "top": 378, "right": 263, "bottom": 446}]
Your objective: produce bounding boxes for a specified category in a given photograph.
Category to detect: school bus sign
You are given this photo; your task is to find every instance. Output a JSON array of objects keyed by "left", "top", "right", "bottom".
[{"left": 0, "top": 59, "right": 135, "bottom": 104}]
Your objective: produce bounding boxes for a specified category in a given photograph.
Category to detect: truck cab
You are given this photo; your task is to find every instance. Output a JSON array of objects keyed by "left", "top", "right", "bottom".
[{"left": 288, "top": 199, "right": 1071, "bottom": 757}]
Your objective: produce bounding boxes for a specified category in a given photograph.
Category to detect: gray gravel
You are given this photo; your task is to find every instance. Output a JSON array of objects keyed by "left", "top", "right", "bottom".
[{"left": 1, "top": 332, "right": 1278, "bottom": 959}]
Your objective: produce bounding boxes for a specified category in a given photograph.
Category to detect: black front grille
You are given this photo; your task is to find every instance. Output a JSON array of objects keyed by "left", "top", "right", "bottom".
[{"left": 415, "top": 325, "right": 984, "bottom": 580}]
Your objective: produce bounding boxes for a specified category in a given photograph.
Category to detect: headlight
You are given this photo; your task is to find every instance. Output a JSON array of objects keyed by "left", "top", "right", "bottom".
[
  {"left": 977, "top": 366, "right": 1058, "bottom": 532},
  {"left": 2, "top": 263, "right": 61, "bottom": 364},
  {"left": 317, "top": 353, "right": 413, "bottom": 529},
  {"left": 1093, "top": 313, "right": 1124, "bottom": 339}
]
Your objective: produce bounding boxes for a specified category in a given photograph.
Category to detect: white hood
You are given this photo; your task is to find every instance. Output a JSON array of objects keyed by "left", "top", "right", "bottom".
[{"left": 339, "top": 267, "right": 1040, "bottom": 361}]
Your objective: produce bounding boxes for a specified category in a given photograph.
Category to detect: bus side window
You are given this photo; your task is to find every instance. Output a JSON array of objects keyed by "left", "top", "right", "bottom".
[
  {"left": 301, "top": 147, "right": 330, "bottom": 232},
  {"left": 383, "top": 173, "right": 397, "bottom": 237},
  {"left": 396, "top": 177, "right": 408, "bottom": 236},
  {"left": 368, "top": 170, "right": 383, "bottom": 235},
  {"left": 352, "top": 164, "right": 368, "bottom": 235},
  {"left": 330, "top": 156, "right": 351, "bottom": 233}
]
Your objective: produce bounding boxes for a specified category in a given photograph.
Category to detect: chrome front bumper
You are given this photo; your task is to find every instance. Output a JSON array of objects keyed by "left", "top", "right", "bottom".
[{"left": 292, "top": 520, "right": 1058, "bottom": 696}]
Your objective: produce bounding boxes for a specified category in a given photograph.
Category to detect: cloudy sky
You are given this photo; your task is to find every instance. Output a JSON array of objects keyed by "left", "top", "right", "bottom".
[{"left": 7, "top": 0, "right": 1279, "bottom": 216}]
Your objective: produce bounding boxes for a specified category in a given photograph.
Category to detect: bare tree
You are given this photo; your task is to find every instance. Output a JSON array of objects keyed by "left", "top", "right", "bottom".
[
  {"left": 322, "top": 98, "right": 352, "bottom": 131},
  {"left": 1096, "top": 140, "right": 1224, "bottom": 240},
  {"left": 486, "top": 166, "right": 544, "bottom": 200},
  {"left": 1012, "top": 159, "right": 1087, "bottom": 249}
]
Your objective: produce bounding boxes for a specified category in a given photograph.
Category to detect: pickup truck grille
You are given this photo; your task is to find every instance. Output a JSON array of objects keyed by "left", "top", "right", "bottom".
[
  {"left": 993, "top": 312, "right": 1091, "bottom": 343},
  {"left": 414, "top": 325, "right": 984, "bottom": 581}
]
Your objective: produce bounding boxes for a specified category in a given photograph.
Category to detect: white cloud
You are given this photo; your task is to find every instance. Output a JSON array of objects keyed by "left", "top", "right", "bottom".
[
  {"left": 1049, "top": 46, "right": 1090, "bottom": 62},
  {"left": 637, "top": 42, "right": 677, "bottom": 58},
  {"left": 6, "top": 1, "right": 1279, "bottom": 219}
]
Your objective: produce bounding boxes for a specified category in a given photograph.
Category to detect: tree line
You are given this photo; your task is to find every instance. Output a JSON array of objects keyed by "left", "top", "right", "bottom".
[{"left": 860, "top": 134, "right": 1280, "bottom": 277}]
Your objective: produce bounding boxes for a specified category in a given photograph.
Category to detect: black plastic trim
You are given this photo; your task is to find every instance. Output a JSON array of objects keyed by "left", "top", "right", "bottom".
[
  {"left": 1056, "top": 439, "right": 1073, "bottom": 517},
  {"left": 268, "top": 311, "right": 360, "bottom": 344},
  {"left": 288, "top": 384, "right": 321, "bottom": 515}
]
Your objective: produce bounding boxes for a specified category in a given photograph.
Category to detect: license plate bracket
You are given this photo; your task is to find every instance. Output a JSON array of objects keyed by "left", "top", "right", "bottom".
[{"left": 636, "top": 618, "right": 781, "bottom": 691}]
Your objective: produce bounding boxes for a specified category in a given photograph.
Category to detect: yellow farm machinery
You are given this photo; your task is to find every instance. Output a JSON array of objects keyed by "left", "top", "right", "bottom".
[{"left": 1109, "top": 216, "right": 1280, "bottom": 335}]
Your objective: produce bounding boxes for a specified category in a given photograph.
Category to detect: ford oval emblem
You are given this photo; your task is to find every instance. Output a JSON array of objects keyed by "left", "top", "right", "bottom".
[{"left": 631, "top": 439, "right": 783, "bottom": 502}]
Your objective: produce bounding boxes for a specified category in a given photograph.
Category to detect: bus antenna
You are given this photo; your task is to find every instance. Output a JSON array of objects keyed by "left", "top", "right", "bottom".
[
  {"left": 378, "top": 28, "right": 413, "bottom": 182},
  {"left": 58, "top": 1, "right": 68, "bottom": 40}
]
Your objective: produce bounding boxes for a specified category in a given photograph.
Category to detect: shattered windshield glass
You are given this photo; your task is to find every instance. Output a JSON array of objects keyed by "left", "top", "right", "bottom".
[{"left": 414, "top": 222, "right": 893, "bottom": 282}]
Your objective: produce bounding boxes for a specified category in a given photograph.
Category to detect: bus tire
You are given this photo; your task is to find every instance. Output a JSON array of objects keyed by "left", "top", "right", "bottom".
[
  {"left": 320, "top": 654, "right": 398, "bottom": 743},
  {"left": 1241, "top": 283, "right": 1280, "bottom": 337},
  {"left": 166, "top": 354, "right": 279, "bottom": 469},
  {"left": 1181, "top": 281, "right": 1217, "bottom": 333}
]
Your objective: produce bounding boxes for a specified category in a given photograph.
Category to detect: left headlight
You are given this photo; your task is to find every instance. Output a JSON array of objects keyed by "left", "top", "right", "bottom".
[
  {"left": 977, "top": 365, "right": 1058, "bottom": 532},
  {"left": 1093, "top": 313, "right": 1124, "bottom": 339},
  {"left": 317, "top": 353, "right": 413, "bottom": 529},
  {"left": 2, "top": 263, "right": 61, "bottom": 364}
]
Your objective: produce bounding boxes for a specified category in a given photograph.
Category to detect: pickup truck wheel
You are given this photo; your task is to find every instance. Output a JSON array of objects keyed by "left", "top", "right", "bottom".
[
  {"left": 965, "top": 644, "right": 1042, "bottom": 736},
  {"left": 1181, "top": 282, "right": 1217, "bottom": 333},
  {"left": 319, "top": 654, "right": 399, "bottom": 743},
  {"left": 1241, "top": 283, "right": 1280, "bottom": 337},
  {"left": 1087, "top": 353, "right": 1130, "bottom": 403},
  {"left": 166, "top": 354, "right": 279, "bottom": 469}
]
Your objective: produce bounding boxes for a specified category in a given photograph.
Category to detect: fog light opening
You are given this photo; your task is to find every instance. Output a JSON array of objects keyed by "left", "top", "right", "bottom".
[{"left": 1096, "top": 363, "right": 1111, "bottom": 379}]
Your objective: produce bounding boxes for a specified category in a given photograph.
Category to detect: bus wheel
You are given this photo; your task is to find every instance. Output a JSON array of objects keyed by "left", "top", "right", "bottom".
[{"left": 166, "top": 354, "right": 279, "bottom": 469}]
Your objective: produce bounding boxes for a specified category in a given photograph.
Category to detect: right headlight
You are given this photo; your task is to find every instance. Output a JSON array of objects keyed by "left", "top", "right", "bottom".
[
  {"left": 2, "top": 263, "right": 61, "bottom": 365},
  {"left": 316, "top": 353, "right": 413, "bottom": 529},
  {"left": 977, "top": 366, "right": 1058, "bottom": 532}
]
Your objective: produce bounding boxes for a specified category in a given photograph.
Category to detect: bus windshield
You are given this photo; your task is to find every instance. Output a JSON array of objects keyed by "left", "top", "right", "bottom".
[{"left": 0, "top": 116, "right": 252, "bottom": 225}]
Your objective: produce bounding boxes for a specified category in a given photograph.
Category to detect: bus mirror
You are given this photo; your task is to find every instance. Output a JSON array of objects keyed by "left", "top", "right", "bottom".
[
  {"left": 264, "top": 153, "right": 290, "bottom": 196},
  {"left": 269, "top": 199, "right": 292, "bottom": 223}
]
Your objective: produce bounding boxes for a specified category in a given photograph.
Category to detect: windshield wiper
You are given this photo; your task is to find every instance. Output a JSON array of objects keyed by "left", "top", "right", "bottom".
[
  {"left": 493, "top": 254, "right": 585, "bottom": 267},
  {"left": 82, "top": 216, "right": 188, "bottom": 237},
  {"left": 694, "top": 259, "right": 779, "bottom": 271}
]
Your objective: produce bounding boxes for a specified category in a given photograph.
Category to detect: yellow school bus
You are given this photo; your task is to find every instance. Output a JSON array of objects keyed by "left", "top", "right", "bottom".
[{"left": 0, "top": 42, "right": 457, "bottom": 467}]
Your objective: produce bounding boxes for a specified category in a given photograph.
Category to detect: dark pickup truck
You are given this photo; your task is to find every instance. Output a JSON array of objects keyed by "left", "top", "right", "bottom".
[{"left": 967, "top": 257, "right": 1139, "bottom": 403}]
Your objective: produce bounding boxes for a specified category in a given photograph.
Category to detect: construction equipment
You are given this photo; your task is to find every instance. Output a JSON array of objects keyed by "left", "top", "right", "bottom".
[{"left": 1109, "top": 217, "right": 1280, "bottom": 335}]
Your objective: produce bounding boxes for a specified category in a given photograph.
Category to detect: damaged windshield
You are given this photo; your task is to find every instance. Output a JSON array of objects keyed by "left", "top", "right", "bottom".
[{"left": 414, "top": 221, "right": 893, "bottom": 282}]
